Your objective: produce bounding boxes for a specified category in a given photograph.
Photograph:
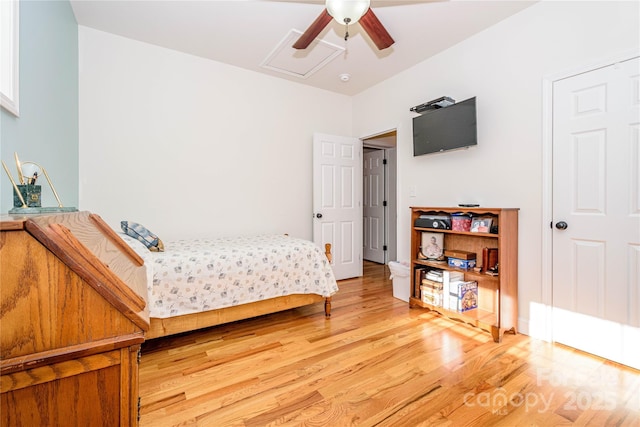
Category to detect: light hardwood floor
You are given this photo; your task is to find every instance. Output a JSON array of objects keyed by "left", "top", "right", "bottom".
[{"left": 139, "top": 262, "right": 640, "bottom": 426}]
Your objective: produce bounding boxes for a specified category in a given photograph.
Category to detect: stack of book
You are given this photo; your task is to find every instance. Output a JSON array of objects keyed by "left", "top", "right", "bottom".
[
  {"left": 425, "top": 269, "right": 443, "bottom": 282},
  {"left": 420, "top": 280, "right": 443, "bottom": 306},
  {"left": 420, "top": 269, "right": 465, "bottom": 309}
]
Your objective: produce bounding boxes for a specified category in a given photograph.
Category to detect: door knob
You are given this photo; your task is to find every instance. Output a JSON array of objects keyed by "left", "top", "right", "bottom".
[
  {"left": 555, "top": 221, "right": 568, "bottom": 230},
  {"left": 316, "top": 213, "right": 323, "bottom": 219}
]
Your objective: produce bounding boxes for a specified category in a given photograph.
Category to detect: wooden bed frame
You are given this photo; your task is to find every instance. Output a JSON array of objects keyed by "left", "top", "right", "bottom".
[
  {"left": 146, "top": 293, "right": 331, "bottom": 338},
  {"left": 145, "top": 243, "right": 334, "bottom": 339},
  {"left": 90, "top": 214, "right": 334, "bottom": 339}
]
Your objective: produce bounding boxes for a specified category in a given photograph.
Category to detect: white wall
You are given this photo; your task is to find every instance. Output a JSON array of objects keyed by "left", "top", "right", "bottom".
[
  {"left": 78, "top": 26, "right": 352, "bottom": 241},
  {"left": 352, "top": 1, "right": 639, "bottom": 337}
]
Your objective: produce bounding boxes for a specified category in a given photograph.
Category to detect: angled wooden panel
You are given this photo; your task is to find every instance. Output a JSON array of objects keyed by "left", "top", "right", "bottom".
[
  {"left": 1, "top": 212, "right": 145, "bottom": 426},
  {"left": 0, "top": 231, "right": 144, "bottom": 361}
]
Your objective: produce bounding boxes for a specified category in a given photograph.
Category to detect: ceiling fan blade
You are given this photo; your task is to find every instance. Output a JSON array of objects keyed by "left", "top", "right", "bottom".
[
  {"left": 293, "top": 9, "right": 333, "bottom": 49},
  {"left": 359, "top": 8, "right": 395, "bottom": 50}
]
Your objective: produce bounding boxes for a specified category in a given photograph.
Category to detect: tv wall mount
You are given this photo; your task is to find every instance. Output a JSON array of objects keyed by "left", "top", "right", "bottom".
[{"left": 410, "top": 96, "right": 455, "bottom": 114}]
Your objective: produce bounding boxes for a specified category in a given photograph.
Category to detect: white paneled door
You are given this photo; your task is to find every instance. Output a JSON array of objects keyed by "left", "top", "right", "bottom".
[
  {"left": 313, "top": 133, "right": 363, "bottom": 280},
  {"left": 363, "top": 149, "right": 385, "bottom": 264},
  {"left": 552, "top": 57, "right": 640, "bottom": 369}
]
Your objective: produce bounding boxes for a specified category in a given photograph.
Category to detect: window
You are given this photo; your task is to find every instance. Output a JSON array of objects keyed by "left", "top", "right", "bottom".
[{"left": 1, "top": 0, "right": 19, "bottom": 116}]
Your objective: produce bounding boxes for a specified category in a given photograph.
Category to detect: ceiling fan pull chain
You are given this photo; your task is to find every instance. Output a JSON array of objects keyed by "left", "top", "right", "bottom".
[{"left": 344, "top": 17, "right": 351, "bottom": 41}]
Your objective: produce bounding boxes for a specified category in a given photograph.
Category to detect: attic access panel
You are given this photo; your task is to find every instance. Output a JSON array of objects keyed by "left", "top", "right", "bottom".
[{"left": 261, "top": 29, "right": 344, "bottom": 79}]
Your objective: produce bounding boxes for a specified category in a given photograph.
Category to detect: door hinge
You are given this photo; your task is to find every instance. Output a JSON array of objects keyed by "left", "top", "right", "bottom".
[
  {"left": 383, "top": 200, "right": 387, "bottom": 207},
  {"left": 383, "top": 245, "right": 387, "bottom": 251},
  {"left": 383, "top": 158, "right": 387, "bottom": 165}
]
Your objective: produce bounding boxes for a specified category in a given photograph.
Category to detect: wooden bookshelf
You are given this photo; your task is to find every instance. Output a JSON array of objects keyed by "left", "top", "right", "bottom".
[{"left": 409, "top": 207, "right": 518, "bottom": 342}]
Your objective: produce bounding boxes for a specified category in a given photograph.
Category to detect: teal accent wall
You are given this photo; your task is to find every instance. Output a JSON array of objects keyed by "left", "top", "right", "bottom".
[{"left": 0, "top": 0, "right": 78, "bottom": 212}]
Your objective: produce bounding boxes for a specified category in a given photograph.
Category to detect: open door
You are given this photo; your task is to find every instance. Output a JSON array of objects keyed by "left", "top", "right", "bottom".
[
  {"left": 363, "top": 148, "right": 386, "bottom": 264},
  {"left": 313, "top": 133, "right": 363, "bottom": 280}
]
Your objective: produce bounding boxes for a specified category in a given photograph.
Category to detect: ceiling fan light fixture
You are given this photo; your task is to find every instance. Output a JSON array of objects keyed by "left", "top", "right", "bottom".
[{"left": 326, "top": 0, "right": 370, "bottom": 25}]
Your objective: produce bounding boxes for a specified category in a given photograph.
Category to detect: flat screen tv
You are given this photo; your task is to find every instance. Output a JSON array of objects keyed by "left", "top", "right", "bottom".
[{"left": 412, "top": 97, "right": 477, "bottom": 156}]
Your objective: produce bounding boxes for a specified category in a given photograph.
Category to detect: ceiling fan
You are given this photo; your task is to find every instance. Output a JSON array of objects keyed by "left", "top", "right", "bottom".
[{"left": 293, "top": 0, "right": 395, "bottom": 51}]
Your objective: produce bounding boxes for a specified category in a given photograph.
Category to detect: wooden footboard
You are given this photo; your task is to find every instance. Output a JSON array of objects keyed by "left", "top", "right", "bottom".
[{"left": 146, "top": 243, "right": 334, "bottom": 339}]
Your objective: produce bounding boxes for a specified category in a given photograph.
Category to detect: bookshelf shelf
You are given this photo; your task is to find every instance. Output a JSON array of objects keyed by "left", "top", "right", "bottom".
[
  {"left": 409, "top": 207, "right": 519, "bottom": 342},
  {"left": 414, "top": 227, "right": 500, "bottom": 238},
  {"left": 409, "top": 298, "right": 498, "bottom": 331}
]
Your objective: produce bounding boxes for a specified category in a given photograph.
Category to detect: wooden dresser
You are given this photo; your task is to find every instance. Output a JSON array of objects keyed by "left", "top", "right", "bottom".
[{"left": 0, "top": 211, "right": 149, "bottom": 426}]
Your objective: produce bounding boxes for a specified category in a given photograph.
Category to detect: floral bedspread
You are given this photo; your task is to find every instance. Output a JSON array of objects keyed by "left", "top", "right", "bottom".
[{"left": 121, "top": 234, "right": 338, "bottom": 318}]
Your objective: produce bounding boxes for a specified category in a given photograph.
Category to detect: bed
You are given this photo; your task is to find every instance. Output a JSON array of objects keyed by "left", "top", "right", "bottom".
[{"left": 119, "top": 231, "right": 339, "bottom": 339}]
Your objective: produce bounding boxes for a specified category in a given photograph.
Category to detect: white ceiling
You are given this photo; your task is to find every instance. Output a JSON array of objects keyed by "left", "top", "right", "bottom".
[{"left": 70, "top": 0, "right": 536, "bottom": 96}]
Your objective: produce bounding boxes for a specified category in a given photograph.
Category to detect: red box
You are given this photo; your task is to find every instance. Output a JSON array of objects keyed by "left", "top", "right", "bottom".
[{"left": 451, "top": 214, "right": 472, "bottom": 231}]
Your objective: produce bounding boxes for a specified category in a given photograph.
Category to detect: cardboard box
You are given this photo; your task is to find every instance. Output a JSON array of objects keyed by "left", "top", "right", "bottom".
[
  {"left": 449, "top": 281, "right": 478, "bottom": 312},
  {"left": 448, "top": 257, "right": 476, "bottom": 270}
]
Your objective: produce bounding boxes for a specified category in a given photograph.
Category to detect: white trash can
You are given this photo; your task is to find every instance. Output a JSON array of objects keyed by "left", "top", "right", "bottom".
[{"left": 388, "top": 261, "right": 410, "bottom": 302}]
